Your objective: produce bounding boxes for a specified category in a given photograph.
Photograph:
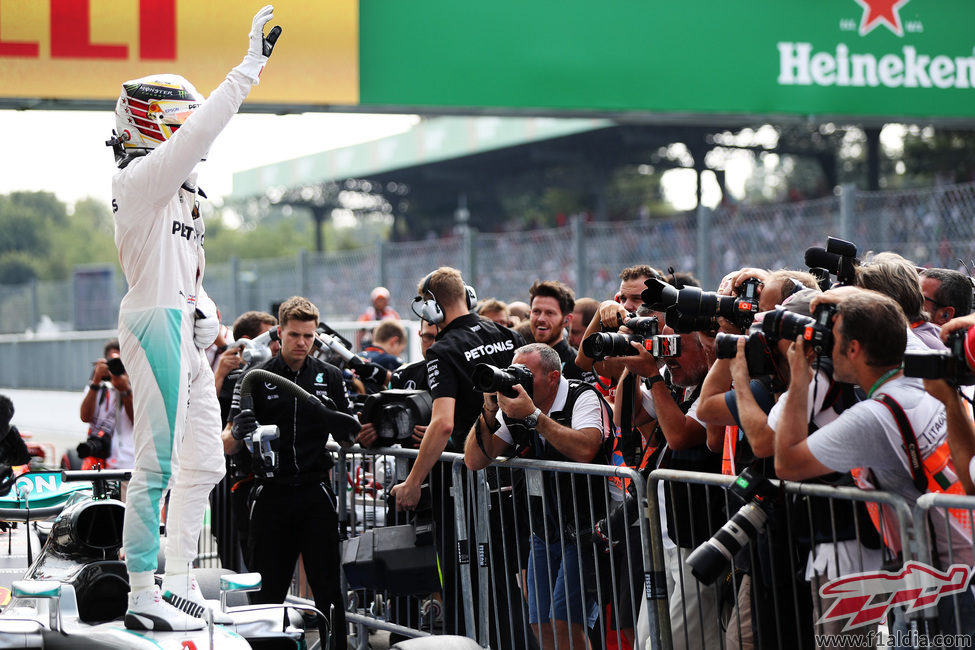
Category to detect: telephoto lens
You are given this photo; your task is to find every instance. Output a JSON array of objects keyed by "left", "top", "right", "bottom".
[
  {"left": 685, "top": 465, "right": 774, "bottom": 584},
  {"left": 582, "top": 332, "right": 638, "bottom": 360}
]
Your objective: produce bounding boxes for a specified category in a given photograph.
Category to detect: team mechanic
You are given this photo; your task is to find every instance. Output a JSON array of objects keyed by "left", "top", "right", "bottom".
[
  {"left": 224, "top": 297, "right": 353, "bottom": 650},
  {"left": 110, "top": 6, "right": 281, "bottom": 631},
  {"left": 389, "top": 266, "right": 524, "bottom": 635}
]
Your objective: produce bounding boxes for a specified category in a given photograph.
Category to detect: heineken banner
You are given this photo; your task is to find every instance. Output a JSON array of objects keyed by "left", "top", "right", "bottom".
[
  {"left": 359, "top": 0, "right": 975, "bottom": 120},
  {"left": 2, "top": 0, "right": 973, "bottom": 120}
]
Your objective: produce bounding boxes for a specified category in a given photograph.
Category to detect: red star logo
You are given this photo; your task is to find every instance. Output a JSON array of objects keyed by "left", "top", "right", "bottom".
[{"left": 854, "top": 0, "right": 912, "bottom": 37}]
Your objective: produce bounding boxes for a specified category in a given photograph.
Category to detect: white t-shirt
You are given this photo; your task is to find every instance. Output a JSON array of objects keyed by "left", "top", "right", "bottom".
[
  {"left": 495, "top": 376, "right": 610, "bottom": 446},
  {"left": 83, "top": 384, "right": 135, "bottom": 469},
  {"left": 807, "top": 375, "right": 970, "bottom": 565},
  {"left": 769, "top": 369, "right": 884, "bottom": 578}
]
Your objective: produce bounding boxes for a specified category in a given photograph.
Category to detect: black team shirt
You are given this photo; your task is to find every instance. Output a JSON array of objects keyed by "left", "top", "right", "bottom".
[{"left": 425, "top": 313, "right": 525, "bottom": 451}]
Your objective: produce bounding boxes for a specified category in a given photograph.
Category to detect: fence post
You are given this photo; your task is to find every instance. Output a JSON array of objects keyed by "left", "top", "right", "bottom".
[
  {"left": 839, "top": 183, "right": 855, "bottom": 242},
  {"left": 230, "top": 256, "right": 240, "bottom": 319},
  {"left": 695, "top": 204, "right": 712, "bottom": 291},
  {"left": 572, "top": 214, "right": 587, "bottom": 297},
  {"left": 297, "top": 248, "right": 309, "bottom": 297},
  {"left": 30, "top": 279, "right": 39, "bottom": 332}
]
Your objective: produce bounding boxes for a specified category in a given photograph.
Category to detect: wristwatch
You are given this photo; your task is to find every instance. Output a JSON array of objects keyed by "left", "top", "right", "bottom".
[{"left": 523, "top": 407, "right": 542, "bottom": 428}]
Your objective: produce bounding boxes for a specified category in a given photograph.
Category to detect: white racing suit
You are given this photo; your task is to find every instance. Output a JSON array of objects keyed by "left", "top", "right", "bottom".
[{"left": 113, "top": 66, "right": 259, "bottom": 581}]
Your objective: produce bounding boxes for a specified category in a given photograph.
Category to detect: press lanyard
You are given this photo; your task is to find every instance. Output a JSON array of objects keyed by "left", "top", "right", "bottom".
[{"left": 866, "top": 366, "right": 902, "bottom": 399}]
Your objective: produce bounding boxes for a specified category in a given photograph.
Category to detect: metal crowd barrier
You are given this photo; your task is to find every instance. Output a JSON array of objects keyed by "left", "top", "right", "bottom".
[
  {"left": 195, "top": 456, "right": 975, "bottom": 650},
  {"left": 647, "top": 469, "right": 946, "bottom": 650}
]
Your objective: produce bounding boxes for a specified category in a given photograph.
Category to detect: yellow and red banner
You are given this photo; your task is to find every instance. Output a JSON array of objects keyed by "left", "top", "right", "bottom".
[{"left": 0, "top": 0, "right": 358, "bottom": 105}]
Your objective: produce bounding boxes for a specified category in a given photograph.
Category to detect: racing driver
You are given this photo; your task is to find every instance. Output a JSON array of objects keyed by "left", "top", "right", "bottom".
[{"left": 110, "top": 6, "right": 281, "bottom": 631}]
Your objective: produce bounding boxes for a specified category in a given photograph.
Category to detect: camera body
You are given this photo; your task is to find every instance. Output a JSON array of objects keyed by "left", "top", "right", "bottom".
[
  {"left": 77, "top": 428, "right": 112, "bottom": 459},
  {"left": 761, "top": 303, "right": 837, "bottom": 356},
  {"left": 472, "top": 363, "right": 534, "bottom": 399},
  {"left": 359, "top": 389, "right": 433, "bottom": 447},
  {"left": 641, "top": 277, "right": 762, "bottom": 333},
  {"left": 685, "top": 465, "right": 775, "bottom": 584},
  {"left": 581, "top": 315, "right": 682, "bottom": 361},
  {"left": 904, "top": 328, "right": 975, "bottom": 386},
  {"left": 106, "top": 357, "right": 126, "bottom": 377}
]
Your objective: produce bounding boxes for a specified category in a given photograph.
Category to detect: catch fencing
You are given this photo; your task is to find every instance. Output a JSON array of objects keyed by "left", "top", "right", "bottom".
[{"left": 4, "top": 181, "right": 975, "bottom": 334}]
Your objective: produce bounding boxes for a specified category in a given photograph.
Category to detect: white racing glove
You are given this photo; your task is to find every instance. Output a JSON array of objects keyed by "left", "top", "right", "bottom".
[
  {"left": 235, "top": 5, "right": 282, "bottom": 84},
  {"left": 194, "top": 295, "right": 220, "bottom": 350}
]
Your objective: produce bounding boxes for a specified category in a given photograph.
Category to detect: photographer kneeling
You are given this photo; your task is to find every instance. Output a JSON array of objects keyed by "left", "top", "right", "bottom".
[{"left": 464, "top": 343, "right": 613, "bottom": 650}]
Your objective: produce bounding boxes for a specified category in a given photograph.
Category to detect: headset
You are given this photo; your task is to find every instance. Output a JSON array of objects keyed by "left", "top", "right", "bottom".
[{"left": 411, "top": 272, "right": 477, "bottom": 324}]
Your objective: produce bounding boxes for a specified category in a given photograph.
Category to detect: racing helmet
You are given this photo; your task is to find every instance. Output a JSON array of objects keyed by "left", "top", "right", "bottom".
[{"left": 111, "top": 73, "right": 204, "bottom": 166}]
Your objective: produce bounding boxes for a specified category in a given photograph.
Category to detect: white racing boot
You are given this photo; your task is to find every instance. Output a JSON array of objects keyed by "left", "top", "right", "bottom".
[
  {"left": 162, "top": 573, "right": 234, "bottom": 624},
  {"left": 125, "top": 585, "right": 206, "bottom": 631}
]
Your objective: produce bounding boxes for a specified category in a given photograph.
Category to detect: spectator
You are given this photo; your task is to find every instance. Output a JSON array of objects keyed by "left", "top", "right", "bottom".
[
  {"left": 465, "top": 343, "right": 613, "bottom": 650},
  {"left": 80, "top": 339, "right": 134, "bottom": 470},
  {"left": 920, "top": 267, "right": 973, "bottom": 326},
  {"left": 353, "top": 320, "right": 405, "bottom": 395},
  {"left": 528, "top": 280, "right": 595, "bottom": 383},
  {"left": 569, "top": 297, "right": 599, "bottom": 349},
  {"left": 356, "top": 286, "right": 401, "bottom": 350},
  {"left": 477, "top": 298, "right": 512, "bottom": 327},
  {"left": 508, "top": 301, "right": 531, "bottom": 326},
  {"left": 224, "top": 296, "right": 356, "bottom": 649}
]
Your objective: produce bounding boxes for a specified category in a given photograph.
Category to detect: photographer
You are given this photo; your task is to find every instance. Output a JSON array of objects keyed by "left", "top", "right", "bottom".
[
  {"left": 575, "top": 265, "right": 664, "bottom": 383},
  {"left": 921, "top": 268, "right": 974, "bottom": 326},
  {"left": 725, "top": 289, "right": 883, "bottom": 649},
  {"left": 464, "top": 343, "right": 613, "bottom": 650},
  {"left": 224, "top": 296, "right": 353, "bottom": 650},
  {"left": 856, "top": 252, "right": 946, "bottom": 351},
  {"left": 618, "top": 320, "right": 724, "bottom": 650},
  {"left": 775, "top": 290, "right": 974, "bottom": 641},
  {"left": 936, "top": 313, "right": 975, "bottom": 493},
  {"left": 357, "top": 319, "right": 438, "bottom": 448},
  {"left": 80, "top": 339, "right": 134, "bottom": 471}
]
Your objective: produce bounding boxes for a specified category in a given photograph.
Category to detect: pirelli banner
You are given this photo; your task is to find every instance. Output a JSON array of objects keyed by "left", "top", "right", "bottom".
[{"left": 2, "top": 0, "right": 975, "bottom": 120}]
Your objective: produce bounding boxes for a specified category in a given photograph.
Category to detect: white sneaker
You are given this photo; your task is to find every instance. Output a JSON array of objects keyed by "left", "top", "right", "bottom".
[
  {"left": 162, "top": 574, "right": 233, "bottom": 625},
  {"left": 125, "top": 585, "right": 206, "bottom": 631}
]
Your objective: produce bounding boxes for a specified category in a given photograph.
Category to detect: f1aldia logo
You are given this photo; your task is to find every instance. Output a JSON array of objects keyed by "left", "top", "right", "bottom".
[
  {"left": 854, "top": 0, "right": 911, "bottom": 37},
  {"left": 818, "top": 561, "right": 970, "bottom": 631}
]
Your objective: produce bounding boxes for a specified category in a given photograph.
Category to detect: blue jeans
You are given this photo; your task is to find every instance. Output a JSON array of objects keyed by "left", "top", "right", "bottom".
[{"left": 526, "top": 534, "right": 599, "bottom": 628}]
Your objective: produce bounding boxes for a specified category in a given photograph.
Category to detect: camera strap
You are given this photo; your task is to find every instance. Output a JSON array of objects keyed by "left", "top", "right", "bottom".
[{"left": 876, "top": 394, "right": 928, "bottom": 494}]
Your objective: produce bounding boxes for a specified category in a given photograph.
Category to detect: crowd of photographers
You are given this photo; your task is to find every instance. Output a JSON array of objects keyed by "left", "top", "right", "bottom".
[{"left": 74, "top": 237, "right": 975, "bottom": 648}]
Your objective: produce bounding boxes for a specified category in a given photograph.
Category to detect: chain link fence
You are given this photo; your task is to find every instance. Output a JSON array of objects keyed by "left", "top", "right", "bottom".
[{"left": 3, "top": 181, "right": 975, "bottom": 333}]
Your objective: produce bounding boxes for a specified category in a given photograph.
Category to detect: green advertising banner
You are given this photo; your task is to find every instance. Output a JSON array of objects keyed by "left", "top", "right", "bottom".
[{"left": 359, "top": 0, "right": 975, "bottom": 120}]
